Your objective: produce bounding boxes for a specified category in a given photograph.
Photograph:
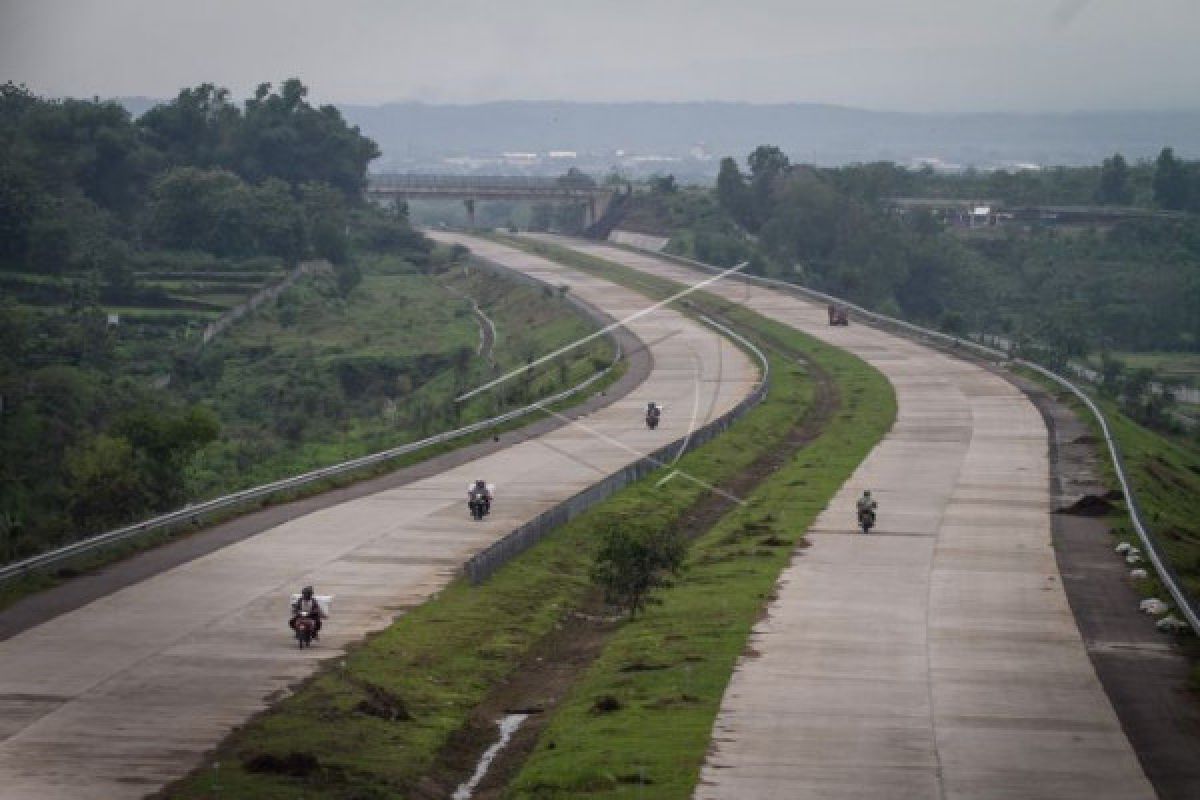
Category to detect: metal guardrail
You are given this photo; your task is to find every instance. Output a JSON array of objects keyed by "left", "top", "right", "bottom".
[
  {"left": 620, "top": 243, "right": 1200, "bottom": 633},
  {"left": 462, "top": 313, "right": 770, "bottom": 584},
  {"left": 0, "top": 298, "right": 624, "bottom": 587}
]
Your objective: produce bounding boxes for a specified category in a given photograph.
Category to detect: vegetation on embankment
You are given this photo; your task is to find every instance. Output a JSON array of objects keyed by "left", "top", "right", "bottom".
[
  {"left": 1087, "top": 394, "right": 1200, "bottom": 600},
  {"left": 1, "top": 79, "right": 616, "bottom": 564},
  {"left": 163, "top": 242, "right": 895, "bottom": 799},
  {"left": 181, "top": 250, "right": 609, "bottom": 498},
  {"left": 0, "top": 77, "right": 379, "bottom": 557}
]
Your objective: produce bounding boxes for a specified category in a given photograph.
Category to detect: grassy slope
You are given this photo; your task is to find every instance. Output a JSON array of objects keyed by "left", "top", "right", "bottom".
[
  {"left": 186, "top": 252, "right": 608, "bottom": 496},
  {"left": 166, "top": 241, "right": 894, "bottom": 799},
  {"left": 1100, "top": 402, "right": 1200, "bottom": 598}
]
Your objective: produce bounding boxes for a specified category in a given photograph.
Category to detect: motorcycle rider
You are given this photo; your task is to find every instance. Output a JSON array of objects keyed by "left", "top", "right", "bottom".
[
  {"left": 468, "top": 479, "right": 493, "bottom": 514},
  {"left": 856, "top": 490, "right": 878, "bottom": 532},
  {"left": 290, "top": 585, "right": 326, "bottom": 639},
  {"left": 646, "top": 401, "right": 662, "bottom": 428}
]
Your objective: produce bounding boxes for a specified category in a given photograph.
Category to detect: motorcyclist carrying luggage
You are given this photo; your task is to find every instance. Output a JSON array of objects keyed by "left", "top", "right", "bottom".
[{"left": 290, "top": 585, "right": 326, "bottom": 639}]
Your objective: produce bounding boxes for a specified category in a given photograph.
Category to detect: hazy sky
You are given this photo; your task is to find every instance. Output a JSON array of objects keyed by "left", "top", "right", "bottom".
[{"left": 2, "top": 0, "right": 1198, "bottom": 112}]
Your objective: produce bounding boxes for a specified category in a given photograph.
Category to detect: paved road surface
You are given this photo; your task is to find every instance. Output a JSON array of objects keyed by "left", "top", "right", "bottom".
[
  {"left": 535, "top": 237, "right": 1155, "bottom": 800},
  {"left": 0, "top": 234, "right": 757, "bottom": 799}
]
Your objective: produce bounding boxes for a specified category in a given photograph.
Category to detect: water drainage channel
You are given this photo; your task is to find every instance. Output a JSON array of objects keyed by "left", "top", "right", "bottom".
[{"left": 452, "top": 713, "right": 530, "bottom": 799}]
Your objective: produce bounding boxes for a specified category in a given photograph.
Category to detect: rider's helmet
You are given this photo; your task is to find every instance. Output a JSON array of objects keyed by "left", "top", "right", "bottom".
[
  {"left": 475, "top": 479, "right": 487, "bottom": 489},
  {"left": 302, "top": 586, "right": 314, "bottom": 599},
  {"left": 863, "top": 490, "right": 872, "bottom": 498}
]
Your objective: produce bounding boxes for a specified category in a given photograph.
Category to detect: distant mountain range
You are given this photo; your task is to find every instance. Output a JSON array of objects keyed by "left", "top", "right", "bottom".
[{"left": 119, "top": 98, "right": 1200, "bottom": 175}]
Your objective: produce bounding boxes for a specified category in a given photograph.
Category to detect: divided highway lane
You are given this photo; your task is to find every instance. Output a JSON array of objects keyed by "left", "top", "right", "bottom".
[
  {"left": 0, "top": 233, "right": 758, "bottom": 799},
  {"left": 536, "top": 236, "right": 1155, "bottom": 800}
]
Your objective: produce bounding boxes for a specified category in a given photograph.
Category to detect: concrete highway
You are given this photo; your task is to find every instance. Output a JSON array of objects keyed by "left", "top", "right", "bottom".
[
  {"left": 0, "top": 233, "right": 758, "bottom": 799},
  {"left": 534, "top": 236, "right": 1156, "bottom": 800}
]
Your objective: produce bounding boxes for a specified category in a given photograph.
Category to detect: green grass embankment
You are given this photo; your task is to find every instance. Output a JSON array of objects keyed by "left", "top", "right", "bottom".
[
  {"left": 165, "top": 238, "right": 894, "bottom": 799},
  {"left": 1097, "top": 400, "right": 1200, "bottom": 598}
]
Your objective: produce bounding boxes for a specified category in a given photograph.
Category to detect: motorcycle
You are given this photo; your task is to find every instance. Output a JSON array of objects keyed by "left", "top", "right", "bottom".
[
  {"left": 468, "top": 489, "right": 492, "bottom": 520},
  {"left": 467, "top": 482, "right": 495, "bottom": 520},
  {"left": 293, "top": 612, "right": 318, "bottom": 648},
  {"left": 645, "top": 404, "right": 662, "bottom": 430},
  {"left": 858, "top": 508, "right": 876, "bottom": 534}
]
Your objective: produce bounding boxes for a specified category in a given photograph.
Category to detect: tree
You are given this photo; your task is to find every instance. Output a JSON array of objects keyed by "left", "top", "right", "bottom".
[
  {"left": 1095, "top": 153, "right": 1133, "bottom": 205},
  {"left": 114, "top": 404, "right": 219, "bottom": 508},
  {"left": 650, "top": 173, "right": 678, "bottom": 194},
  {"left": 745, "top": 146, "right": 790, "bottom": 231},
  {"left": 138, "top": 83, "right": 238, "bottom": 168},
  {"left": 65, "top": 434, "right": 149, "bottom": 530},
  {"left": 19, "top": 98, "right": 155, "bottom": 215},
  {"left": 234, "top": 79, "right": 379, "bottom": 198},
  {"left": 716, "top": 156, "right": 751, "bottom": 229},
  {"left": 1153, "top": 147, "right": 1189, "bottom": 210},
  {"left": 0, "top": 160, "right": 40, "bottom": 268},
  {"left": 590, "top": 509, "right": 684, "bottom": 618},
  {"left": 299, "top": 180, "right": 349, "bottom": 265},
  {"left": 145, "top": 167, "right": 257, "bottom": 256},
  {"left": 252, "top": 178, "right": 307, "bottom": 263}
]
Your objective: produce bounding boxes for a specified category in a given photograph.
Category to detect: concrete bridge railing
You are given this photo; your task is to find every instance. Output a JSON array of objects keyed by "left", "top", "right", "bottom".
[{"left": 366, "top": 174, "right": 615, "bottom": 226}]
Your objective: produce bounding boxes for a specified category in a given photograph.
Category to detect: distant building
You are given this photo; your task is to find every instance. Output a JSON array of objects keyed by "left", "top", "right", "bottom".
[{"left": 547, "top": 150, "right": 577, "bottom": 159}]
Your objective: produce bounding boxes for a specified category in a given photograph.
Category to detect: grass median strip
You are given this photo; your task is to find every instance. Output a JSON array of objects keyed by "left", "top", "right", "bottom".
[
  {"left": 164, "top": 240, "right": 894, "bottom": 799},
  {"left": 492, "top": 239, "right": 895, "bottom": 798}
]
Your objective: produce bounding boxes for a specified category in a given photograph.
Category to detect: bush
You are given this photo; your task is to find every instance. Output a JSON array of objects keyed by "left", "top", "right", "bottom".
[{"left": 590, "top": 505, "right": 685, "bottom": 617}]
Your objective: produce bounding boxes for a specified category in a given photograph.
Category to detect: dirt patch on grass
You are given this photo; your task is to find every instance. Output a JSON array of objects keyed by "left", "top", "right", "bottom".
[
  {"left": 1057, "top": 490, "right": 1124, "bottom": 516},
  {"left": 243, "top": 751, "right": 320, "bottom": 777}
]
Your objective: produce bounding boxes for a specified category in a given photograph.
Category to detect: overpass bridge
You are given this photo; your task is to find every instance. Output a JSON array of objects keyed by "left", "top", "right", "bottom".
[{"left": 366, "top": 174, "right": 617, "bottom": 226}]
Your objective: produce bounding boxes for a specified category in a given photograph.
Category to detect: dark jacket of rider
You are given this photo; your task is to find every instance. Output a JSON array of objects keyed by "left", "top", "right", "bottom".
[{"left": 290, "top": 591, "right": 325, "bottom": 634}]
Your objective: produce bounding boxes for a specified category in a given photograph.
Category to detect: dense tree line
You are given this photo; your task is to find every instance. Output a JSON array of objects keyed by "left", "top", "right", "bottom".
[
  {"left": 0, "top": 79, "right": 421, "bottom": 559},
  {"left": 702, "top": 146, "right": 1200, "bottom": 362},
  {"left": 716, "top": 146, "right": 1200, "bottom": 212},
  {"left": 0, "top": 78, "right": 377, "bottom": 282}
]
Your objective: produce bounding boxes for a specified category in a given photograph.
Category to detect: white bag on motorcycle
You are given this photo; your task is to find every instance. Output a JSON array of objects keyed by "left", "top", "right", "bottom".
[{"left": 290, "top": 594, "right": 334, "bottom": 616}]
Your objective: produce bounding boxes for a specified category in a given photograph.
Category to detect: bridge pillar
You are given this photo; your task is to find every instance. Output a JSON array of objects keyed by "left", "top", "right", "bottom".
[
  {"left": 585, "top": 198, "right": 596, "bottom": 228},
  {"left": 464, "top": 198, "right": 476, "bottom": 227}
]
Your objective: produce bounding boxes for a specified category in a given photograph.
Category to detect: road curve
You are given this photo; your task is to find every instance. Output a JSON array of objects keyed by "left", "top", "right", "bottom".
[
  {"left": 0, "top": 233, "right": 758, "bottom": 799},
  {"left": 534, "top": 236, "right": 1155, "bottom": 800}
]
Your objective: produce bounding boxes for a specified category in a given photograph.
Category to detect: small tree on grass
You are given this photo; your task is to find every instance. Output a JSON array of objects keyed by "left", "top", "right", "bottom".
[{"left": 590, "top": 506, "right": 685, "bottom": 618}]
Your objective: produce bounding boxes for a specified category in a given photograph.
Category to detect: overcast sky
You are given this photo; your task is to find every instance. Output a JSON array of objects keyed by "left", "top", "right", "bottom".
[{"left": 2, "top": 0, "right": 1197, "bottom": 112}]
